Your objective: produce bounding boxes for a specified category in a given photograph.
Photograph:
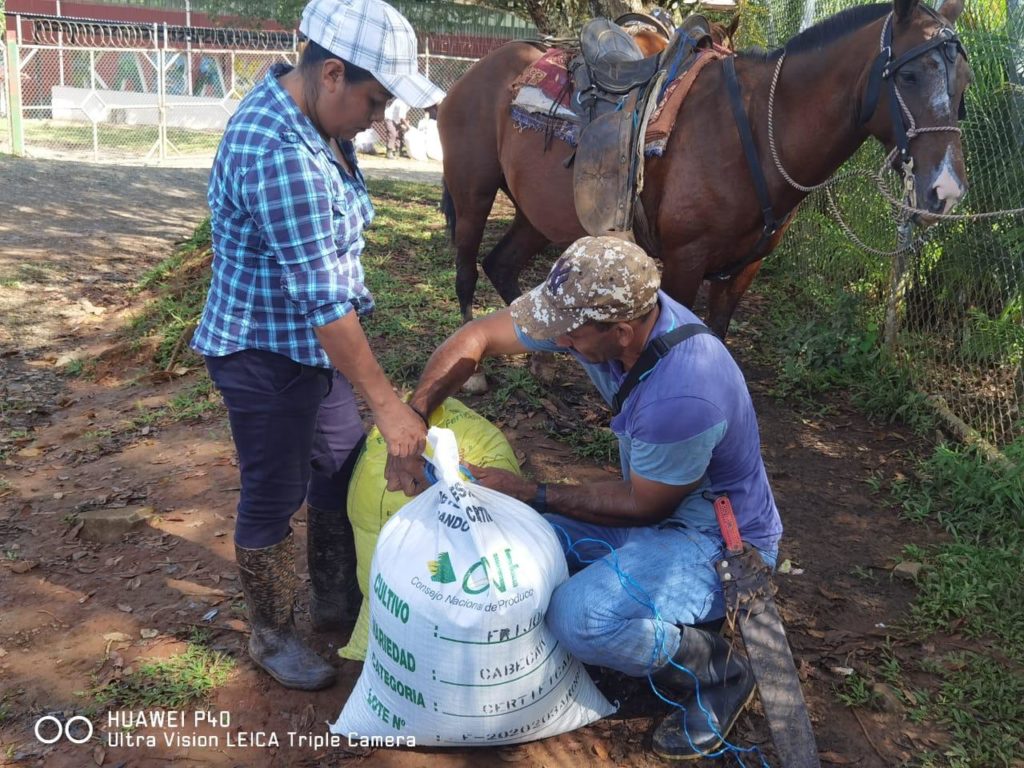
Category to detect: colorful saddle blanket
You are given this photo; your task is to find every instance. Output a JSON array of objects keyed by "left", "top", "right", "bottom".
[{"left": 510, "top": 46, "right": 726, "bottom": 155}]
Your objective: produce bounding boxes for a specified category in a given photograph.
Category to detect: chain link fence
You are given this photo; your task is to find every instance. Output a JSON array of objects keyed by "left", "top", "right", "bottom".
[
  {"left": 730, "top": 0, "right": 1024, "bottom": 454},
  {"left": 2, "top": 15, "right": 298, "bottom": 161},
  {"left": 1, "top": 11, "right": 519, "bottom": 164}
]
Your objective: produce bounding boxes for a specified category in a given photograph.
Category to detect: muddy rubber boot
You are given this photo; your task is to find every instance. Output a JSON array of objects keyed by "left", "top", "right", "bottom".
[
  {"left": 651, "top": 625, "right": 756, "bottom": 760},
  {"left": 306, "top": 504, "right": 362, "bottom": 632},
  {"left": 235, "top": 534, "right": 336, "bottom": 691}
]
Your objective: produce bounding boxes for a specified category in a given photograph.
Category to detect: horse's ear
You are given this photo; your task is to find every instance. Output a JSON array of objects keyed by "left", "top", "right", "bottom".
[
  {"left": 726, "top": 14, "right": 740, "bottom": 41},
  {"left": 893, "top": 0, "right": 919, "bottom": 21},
  {"left": 935, "top": 0, "right": 964, "bottom": 23}
]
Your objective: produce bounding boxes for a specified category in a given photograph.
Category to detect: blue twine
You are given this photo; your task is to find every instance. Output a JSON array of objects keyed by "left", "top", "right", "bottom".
[{"left": 547, "top": 521, "right": 769, "bottom": 766}]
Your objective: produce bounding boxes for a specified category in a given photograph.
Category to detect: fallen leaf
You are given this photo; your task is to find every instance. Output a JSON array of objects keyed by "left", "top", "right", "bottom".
[
  {"left": 79, "top": 590, "right": 97, "bottom": 604},
  {"left": 497, "top": 749, "right": 525, "bottom": 762},
  {"left": 818, "top": 751, "right": 856, "bottom": 764},
  {"left": 0, "top": 647, "right": 8, "bottom": 658},
  {"left": 830, "top": 666, "right": 855, "bottom": 676},
  {"left": 817, "top": 584, "right": 844, "bottom": 601},
  {"left": 116, "top": 603, "right": 133, "bottom": 613},
  {"left": 103, "top": 632, "right": 132, "bottom": 643},
  {"left": 593, "top": 741, "right": 610, "bottom": 759},
  {"left": 140, "top": 628, "right": 159, "bottom": 639},
  {"left": 10, "top": 560, "right": 38, "bottom": 574},
  {"left": 92, "top": 745, "right": 105, "bottom": 765},
  {"left": 166, "top": 578, "right": 227, "bottom": 598},
  {"left": 127, "top": 576, "right": 142, "bottom": 590},
  {"left": 16, "top": 446, "right": 42, "bottom": 458}
]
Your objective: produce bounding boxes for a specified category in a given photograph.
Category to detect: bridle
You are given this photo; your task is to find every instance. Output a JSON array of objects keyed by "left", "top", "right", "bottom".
[
  {"left": 767, "top": 6, "right": 968, "bottom": 208},
  {"left": 860, "top": 6, "right": 969, "bottom": 195}
]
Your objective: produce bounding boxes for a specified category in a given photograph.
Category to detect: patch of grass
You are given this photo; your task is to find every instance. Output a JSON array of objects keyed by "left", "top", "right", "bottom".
[
  {"left": 0, "top": 119, "right": 222, "bottom": 157},
  {"left": 64, "top": 358, "right": 86, "bottom": 378},
  {"left": 833, "top": 671, "right": 880, "bottom": 709},
  {"left": 167, "top": 378, "right": 219, "bottom": 421},
  {"left": 91, "top": 630, "right": 234, "bottom": 710},
  {"left": 889, "top": 437, "right": 1024, "bottom": 649},
  {"left": 126, "top": 218, "right": 213, "bottom": 370},
  {"left": 559, "top": 425, "right": 620, "bottom": 464},
  {"left": 82, "top": 428, "right": 114, "bottom": 441},
  {"left": 912, "top": 651, "right": 1024, "bottom": 768},
  {"left": 490, "top": 366, "right": 544, "bottom": 410}
]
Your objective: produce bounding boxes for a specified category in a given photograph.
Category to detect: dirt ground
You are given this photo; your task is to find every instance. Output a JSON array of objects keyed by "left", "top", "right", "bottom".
[{"left": 0, "top": 155, "right": 951, "bottom": 768}]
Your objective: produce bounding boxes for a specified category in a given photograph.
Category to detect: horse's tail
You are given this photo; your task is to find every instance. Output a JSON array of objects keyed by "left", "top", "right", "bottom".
[{"left": 440, "top": 181, "right": 456, "bottom": 244}]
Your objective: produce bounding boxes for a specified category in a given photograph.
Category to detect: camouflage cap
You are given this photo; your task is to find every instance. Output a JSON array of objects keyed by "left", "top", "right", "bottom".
[{"left": 509, "top": 236, "right": 660, "bottom": 338}]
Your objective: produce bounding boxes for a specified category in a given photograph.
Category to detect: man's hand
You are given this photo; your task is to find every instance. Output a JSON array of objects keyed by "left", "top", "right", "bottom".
[
  {"left": 375, "top": 400, "right": 427, "bottom": 459},
  {"left": 385, "top": 453, "right": 428, "bottom": 497},
  {"left": 466, "top": 464, "right": 537, "bottom": 503}
]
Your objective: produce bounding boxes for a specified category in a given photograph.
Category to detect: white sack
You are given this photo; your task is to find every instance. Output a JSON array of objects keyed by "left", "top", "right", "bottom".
[{"left": 331, "top": 428, "right": 614, "bottom": 746}]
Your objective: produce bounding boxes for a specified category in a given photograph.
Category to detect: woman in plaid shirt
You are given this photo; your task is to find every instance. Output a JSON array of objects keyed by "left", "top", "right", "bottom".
[{"left": 191, "top": 0, "right": 443, "bottom": 691}]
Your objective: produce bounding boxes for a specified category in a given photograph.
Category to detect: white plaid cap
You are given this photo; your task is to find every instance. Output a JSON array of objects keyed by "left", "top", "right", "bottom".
[{"left": 300, "top": 0, "right": 445, "bottom": 108}]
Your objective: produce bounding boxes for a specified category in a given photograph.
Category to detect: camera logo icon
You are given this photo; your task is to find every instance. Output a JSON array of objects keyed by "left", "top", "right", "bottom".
[{"left": 34, "top": 715, "right": 94, "bottom": 745}]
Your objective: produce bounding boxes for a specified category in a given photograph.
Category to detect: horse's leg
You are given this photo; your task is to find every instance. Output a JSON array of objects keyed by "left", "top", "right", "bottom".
[
  {"left": 452, "top": 183, "right": 500, "bottom": 322},
  {"left": 481, "top": 210, "right": 550, "bottom": 306},
  {"left": 705, "top": 260, "right": 763, "bottom": 339},
  {"left": 659, "top": 253, "right": 706, "bottom": 311}
]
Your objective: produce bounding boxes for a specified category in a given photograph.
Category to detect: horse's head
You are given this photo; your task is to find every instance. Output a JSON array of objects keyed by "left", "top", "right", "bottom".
[{"left": 861, "top": 0, "right": 972, "bottom": 222}]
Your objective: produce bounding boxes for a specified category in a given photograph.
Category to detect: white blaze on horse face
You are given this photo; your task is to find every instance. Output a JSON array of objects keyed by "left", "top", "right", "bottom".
[
  {"left": 926, "top": 51, "right": 952, "bottom": 117},
  {"left": 931, "top": 145, "right": 964, "bottom": 213}
]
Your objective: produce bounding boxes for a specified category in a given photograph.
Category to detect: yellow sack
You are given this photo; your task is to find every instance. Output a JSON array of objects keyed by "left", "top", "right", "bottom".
[{"left": 339, "top": 398, "right": 520, "bottom": 660}]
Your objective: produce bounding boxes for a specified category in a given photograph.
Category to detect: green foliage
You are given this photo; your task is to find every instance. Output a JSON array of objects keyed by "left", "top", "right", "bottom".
[
  {"left": 559, "top": 425, "right": 619, "bottom": 464},
  {"left": 889, "top": 436, "right": 1024, "bottom": 650},
  {"left": 127, "top": 218, "right": 214, "bottom": 370},
  {"left": 833, "top": 671, "right": 880, "bottom": 709},
  {"left": 92, "top": 631, "right": 234, "bottom": 710},
  {"left": 914, "top": 652, "right": 1024, "bottom": 768}
]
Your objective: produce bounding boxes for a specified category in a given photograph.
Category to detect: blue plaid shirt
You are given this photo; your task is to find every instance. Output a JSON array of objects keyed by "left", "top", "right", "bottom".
[{"left": 191, "top": 63, "right": 376, "bottom": 368}]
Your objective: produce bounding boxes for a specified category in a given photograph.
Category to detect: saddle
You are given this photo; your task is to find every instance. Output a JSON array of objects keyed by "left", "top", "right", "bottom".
[{"left": 569, "top": 14, "right": 714, "bottom": 239}]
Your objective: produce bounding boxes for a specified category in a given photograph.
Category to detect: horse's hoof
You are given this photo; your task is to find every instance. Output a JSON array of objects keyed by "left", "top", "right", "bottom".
[{"left": 462, "top": 371, "right": 490, "bottom": 395}]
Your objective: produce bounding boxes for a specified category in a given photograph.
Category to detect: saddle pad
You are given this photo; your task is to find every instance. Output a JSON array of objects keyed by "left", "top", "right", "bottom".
[
  {"left": 510, "top": 46, "right": 729, "bottom": 156},
  {"left": 645, "top": 49, "right": 727, "bottom": 154},
  {"left": 510, "top": 48, "right": 573, "bottom": 107}
]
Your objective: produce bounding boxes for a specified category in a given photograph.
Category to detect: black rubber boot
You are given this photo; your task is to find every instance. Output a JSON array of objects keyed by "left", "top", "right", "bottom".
[
  {"left": 306, "top": 504, "right": 361, "bottom": 632},
  {"left": 651, "top": 625, "right": 756, "bottom": 760},
  {"left": 235, "top": 533, "right": 336, "bottom": 691}
]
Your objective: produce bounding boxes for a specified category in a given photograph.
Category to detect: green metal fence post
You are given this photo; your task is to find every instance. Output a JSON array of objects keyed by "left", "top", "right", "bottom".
[{"left": 5, "top": 27, "right": 25, "bottom": 155}]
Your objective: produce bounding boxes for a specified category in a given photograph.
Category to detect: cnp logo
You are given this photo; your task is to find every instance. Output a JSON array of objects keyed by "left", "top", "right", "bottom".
[{"left": 34, "top": 714, "right": 94, "bottom": 745}]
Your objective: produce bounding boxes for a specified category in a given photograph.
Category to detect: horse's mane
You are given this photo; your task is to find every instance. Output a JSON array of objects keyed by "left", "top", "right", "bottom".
[{"left": 740, "top": 3, "right": 890, "bottom": 61}]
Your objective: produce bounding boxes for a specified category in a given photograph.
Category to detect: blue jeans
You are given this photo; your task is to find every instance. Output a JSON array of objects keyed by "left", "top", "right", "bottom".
[
  {"left": 204, "top": 349, "right": 365, "bottom": 549},
  {"left": 543, "top": 513, "right": 779, "bottom": 677}
]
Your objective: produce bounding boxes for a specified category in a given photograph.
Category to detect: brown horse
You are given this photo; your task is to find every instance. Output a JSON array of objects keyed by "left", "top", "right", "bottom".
[{"left": 439, "top": 0, "right": 970, "bottom": 338}]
